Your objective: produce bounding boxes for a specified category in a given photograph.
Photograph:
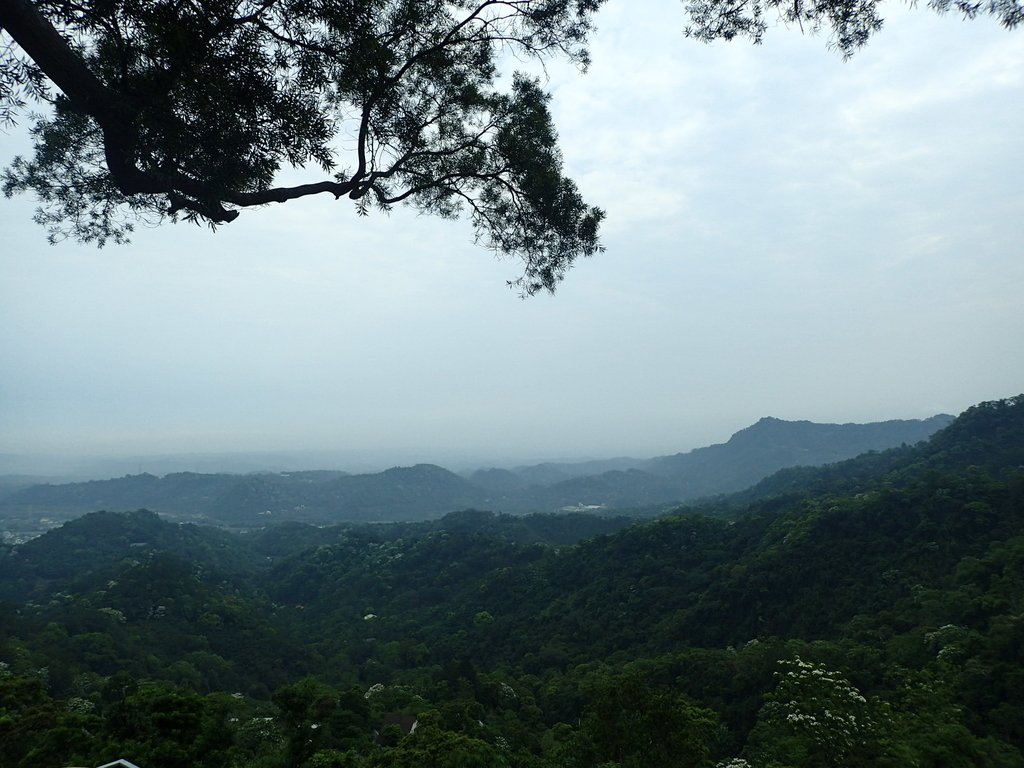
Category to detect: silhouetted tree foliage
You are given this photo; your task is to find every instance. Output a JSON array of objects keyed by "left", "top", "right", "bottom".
[
  {"left": 2, "top": 1, "right": 1020, "bottom": 292},
  {"left": 0, "top": 0, "right": 605, "bottom": 293},
  {"left": 683, "top": 0, "right": 1022, "bottom": 57}
]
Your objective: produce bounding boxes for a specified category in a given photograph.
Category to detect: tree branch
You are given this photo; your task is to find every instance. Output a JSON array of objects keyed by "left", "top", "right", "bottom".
[{"left": 226, "top": 178, "right": 357, "bottom": 207}]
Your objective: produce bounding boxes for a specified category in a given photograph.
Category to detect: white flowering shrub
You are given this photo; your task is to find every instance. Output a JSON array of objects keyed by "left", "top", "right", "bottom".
[
  {"left": 66, "top": 696, "right": 96, "bottom": 714},
  {"left": 98, "top": 606, "right": 127, "bottom": 623},
  {"left": 924, "top": 624, "right": 977, "bottom": 663},
  {"left": 747, "top": 656, "right": 879, "bottom": 767}
]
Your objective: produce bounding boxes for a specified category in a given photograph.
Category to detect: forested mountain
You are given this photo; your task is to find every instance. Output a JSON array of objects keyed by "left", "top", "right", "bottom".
[
  {"left": 472, "top": 414, "right": 951, "bottom": 493},
  {"left": 0, "top": 414, "right": 952, "bottom": 530},
  {"left": 0, "top": 508, "right": 642, "bottom": 606},
  {"left": 1, "top": 395, "right": 1022, "bottom": 768},
  {"left": 639, "top": 414, "right": 954, "bottom": 495}
]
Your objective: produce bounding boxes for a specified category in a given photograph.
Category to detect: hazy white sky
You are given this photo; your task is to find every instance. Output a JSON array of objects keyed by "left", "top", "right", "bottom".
[{"left": 2, "top": 2, "right": 1022, "bottom": 473}]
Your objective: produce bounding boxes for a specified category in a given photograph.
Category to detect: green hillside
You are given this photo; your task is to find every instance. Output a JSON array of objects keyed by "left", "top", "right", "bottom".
[{"left": 1, "top": 396, "right": 1021, "bottom": 768}]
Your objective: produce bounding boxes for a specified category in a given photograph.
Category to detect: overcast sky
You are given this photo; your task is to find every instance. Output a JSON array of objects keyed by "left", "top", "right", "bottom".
[{"left": 2, "top": 2, "right": 1022, "bottom": 475}]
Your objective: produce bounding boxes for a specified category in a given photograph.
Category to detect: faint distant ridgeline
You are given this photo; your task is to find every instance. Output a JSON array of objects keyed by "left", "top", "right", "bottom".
[{"left": 0, "top": 415, "right": 954, "bottom": 527}]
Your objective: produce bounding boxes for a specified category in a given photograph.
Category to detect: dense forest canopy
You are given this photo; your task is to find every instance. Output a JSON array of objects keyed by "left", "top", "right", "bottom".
[{"left": 1, "top": 395, "right": 1023, "bottom": 767}]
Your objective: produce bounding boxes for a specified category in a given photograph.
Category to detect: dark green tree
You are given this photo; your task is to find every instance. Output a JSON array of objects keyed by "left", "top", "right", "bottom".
[
  {"left": 0, "top": 0, "right": 604, "bottom": 294},
  {"left": 273, "top": 677, "right": 372, "bottom": 768},
  {"left": 98, "top": 681, "right": 236, "bottom": 768},
  {"left": 363, "top": 710, "right": 506, "bottom": 768},
  {"left": 572, "top": 672, "right": 719, "bottom": 768},
  {"left": 0, "top": 674, "right": 101, "bottom": 768}
]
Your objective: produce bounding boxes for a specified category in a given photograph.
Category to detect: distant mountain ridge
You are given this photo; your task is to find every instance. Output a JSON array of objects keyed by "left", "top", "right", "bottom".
[
  {"left": 637, "top": 414, "right": 955, "bottom": 498},
  {"left": 0, "top": 414, "right": 953, "bottom": 527}
]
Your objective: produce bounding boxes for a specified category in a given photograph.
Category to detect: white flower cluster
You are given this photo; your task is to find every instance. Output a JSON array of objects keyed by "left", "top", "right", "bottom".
[
  {"left": 364, "top": 682, "right": 386, "bottom": 699},
  {"left": 768, "top": 657, "right": 875, "bottom": 756},
  {"left": 66, "top": 696, "right": 96, "bottom": 714},
  {"left": 924, "top": 624, "right": 970, "bottom": 661}
]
